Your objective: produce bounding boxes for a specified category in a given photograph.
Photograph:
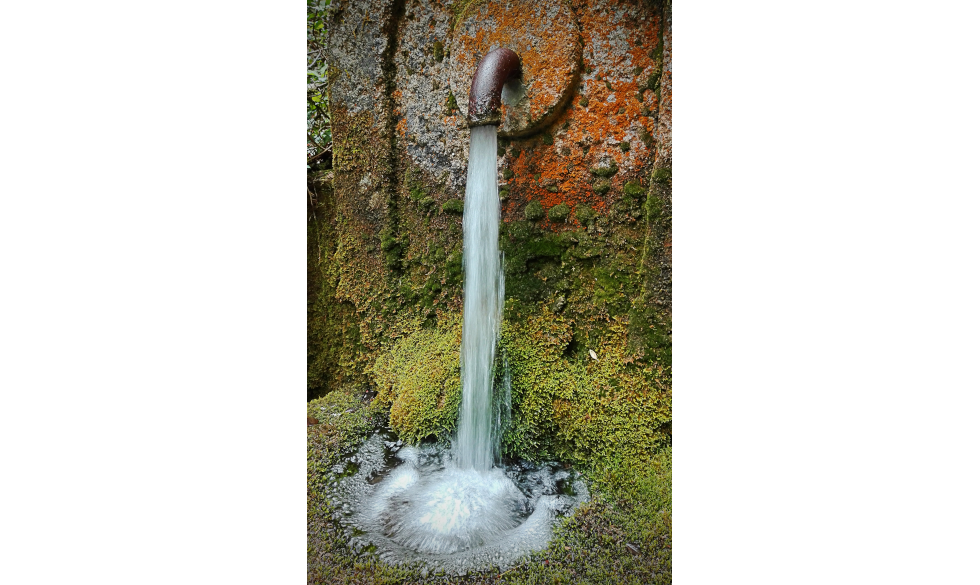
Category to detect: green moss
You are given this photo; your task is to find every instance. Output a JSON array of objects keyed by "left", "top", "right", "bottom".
[
  {"left": 500, "top": 312, "right": 671, "bottom": 465},
  {"left": 579, "top": 96, "right": 590, "bottom": 107},
  {"left": 442, "top": 199, "right": 464, "bottom": 214},
  {"left": 445, "top": 90, "right": 458, "bottom": 115},
  {"left": 647, "top": 72, "right": 660, "bottom": 92},
  {"left": 546, "top": 185, "right": 559, "bottom": 193},
  {"left": 548, "top": 202, "right": 571, "bottom": 222},
  {"left": 651, "top": 167, "right": 671, "bottom": 185},
  {"left": 433, "top": 40, "right": 444, "bottom": 63},
  {"left": 506, "top": 220, "right": 533, "bottom": 241},
  {"left": 575, "top": 205, "right": 596, "bottom": 225},
  {"left": 620, "top": 141, "right": 630, "bottom": 152},
  {"left": 542, "top": 133, "right": 554, "bottom": 146},
  {"left": 498, "top": 185, "right": 510, "bottom": 199},
  {"left": 590, "top": 161, "right": 619, "bottom": 178},
  {"left": 623, "top": 181, "right": 645, "bottom": 200},
  {"left": 645, "top": 191, "right": 663, "bottom": 219},
  {"left": 370, "top": 319, "right": 462, "bottom": 443},
  {"left": 502, "top": 168, "right": 514, "bottom": 179},
  {"left": 525, "top": 200, "right": 545, "bottom": 221},
  {"left": 444, "top": 249, "right": 463, "bottom": 287},
  {"left": 593, "top": 180, "right": 611, "bottom": 194},
  {"left": 404, "top": 167, "right": 426, "bottom": 202}
]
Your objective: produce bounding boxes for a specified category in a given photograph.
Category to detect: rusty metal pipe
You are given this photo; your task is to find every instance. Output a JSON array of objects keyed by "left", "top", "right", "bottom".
[{"left": 466, "top": 48, "right": 522, "bottom": 127}]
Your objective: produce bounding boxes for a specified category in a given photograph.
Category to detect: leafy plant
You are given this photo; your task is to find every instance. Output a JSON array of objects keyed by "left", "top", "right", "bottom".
[{"left": 308, "top": 0, "right": 333, "bottom": 163}]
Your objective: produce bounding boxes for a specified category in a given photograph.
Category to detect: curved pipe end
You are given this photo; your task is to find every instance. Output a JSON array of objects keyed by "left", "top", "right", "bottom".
[{"left": 467, "top": 48, "right": 522, "bottom": 128}]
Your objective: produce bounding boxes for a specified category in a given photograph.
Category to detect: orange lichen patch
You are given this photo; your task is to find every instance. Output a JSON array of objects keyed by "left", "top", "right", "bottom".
[
  {"left": 396, "top": 117, "right": 408, "bottom": 138},
  {"left": 497, "top": 0, "right": 662, "bottom": 229}
]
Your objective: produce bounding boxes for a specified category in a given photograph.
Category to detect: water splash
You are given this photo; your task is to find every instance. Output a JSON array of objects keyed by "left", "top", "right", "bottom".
[{"left": 327, "top": 433, "right": 589, "bottom": 575}]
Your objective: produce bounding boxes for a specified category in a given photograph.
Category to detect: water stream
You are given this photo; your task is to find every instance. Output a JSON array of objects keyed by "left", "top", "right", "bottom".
[
  {"left": 457, "top": 124, "right": 505, "bottom": 472},
  {"left": 322, "top": 125, "right": 587, "bottom": 575}
]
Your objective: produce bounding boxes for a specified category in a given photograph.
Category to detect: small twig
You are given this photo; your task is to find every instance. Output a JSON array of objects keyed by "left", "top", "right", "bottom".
[
  {"left": 500, "top": 561, "right": 527, "bottom": 576},
  {"left": 307, "top": 145, "right": 332, "bottom": 165}
]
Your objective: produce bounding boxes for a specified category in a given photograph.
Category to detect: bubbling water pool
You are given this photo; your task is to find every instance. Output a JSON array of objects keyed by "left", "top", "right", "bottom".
[{"left": 325, "top": 432, "right": 589, "bottom": 575}]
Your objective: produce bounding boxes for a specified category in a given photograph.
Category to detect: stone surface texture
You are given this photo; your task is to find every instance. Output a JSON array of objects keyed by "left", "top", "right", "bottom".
[{"left": 309, "top": 0, "right": 672, "bottom": 462}]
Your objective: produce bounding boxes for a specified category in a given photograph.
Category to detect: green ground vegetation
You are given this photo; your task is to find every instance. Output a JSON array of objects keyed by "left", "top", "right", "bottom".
[{"left": 370, "top": 316, "right": 463, "bottom": 444}]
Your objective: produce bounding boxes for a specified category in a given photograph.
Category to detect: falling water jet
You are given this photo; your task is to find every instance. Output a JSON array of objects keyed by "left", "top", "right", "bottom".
[{"left": 455, "top": 123, "right": 504, "bottom": 472}]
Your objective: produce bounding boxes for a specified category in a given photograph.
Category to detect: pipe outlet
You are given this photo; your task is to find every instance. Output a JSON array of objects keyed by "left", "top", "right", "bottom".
[{"left": 466, "top": 48, "right": 522, "bottom": 128}]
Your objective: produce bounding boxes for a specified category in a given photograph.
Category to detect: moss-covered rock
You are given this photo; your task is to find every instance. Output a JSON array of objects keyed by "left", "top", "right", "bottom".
[
  {"left": 590, "top": 161, "right": 619, "bottom": 178},
  {"left": 442, "top": 199, "right": 464, "bottom": 214},
  {"left": 575, "top": 205, "right": 596, "bottom": 225},
  {"left": 548, "top": 202, "right": 571, "bottom": 222},
  {"left": 500, "top": 310, "right": 671, "bottom": 465},
  {"left": 623, "top": 181, "right": 645, "bottom": 200},
  {"left": 370, "top": 318, "right": 462, "bottom": 443},
  {"left": 525, "top": 200, "right": 545, "bottom": 221}
]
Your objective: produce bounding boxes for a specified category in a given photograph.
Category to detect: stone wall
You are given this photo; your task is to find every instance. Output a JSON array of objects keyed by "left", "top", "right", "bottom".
[{"left": 309, "top": 0, "right": 672, "bottom": 466}]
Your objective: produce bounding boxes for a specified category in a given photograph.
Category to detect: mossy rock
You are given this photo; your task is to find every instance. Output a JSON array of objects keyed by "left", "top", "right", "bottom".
[
  {"left": 370, "top": 319, "right": 462, "bottom": 443},
  {"left": 590, "top": 161, "right": 619, "bottom": 178},
  {"left": 548, "top": 203, "right": 571, "bottom": 222},
  {"left": 525, "top": 200, "right": 545, "bottom": 221},
  {"left": 652, "top": 167, "right": 672, "bottom": 184},
  {"left": 442, "top": 199, "right": 464, "bottom": 214},
  {"left": 623, "top": 181, "right": 645, "bottom": 200},
  {"left": 575, "top": 205, "right": 596, "bottom": 224}
]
